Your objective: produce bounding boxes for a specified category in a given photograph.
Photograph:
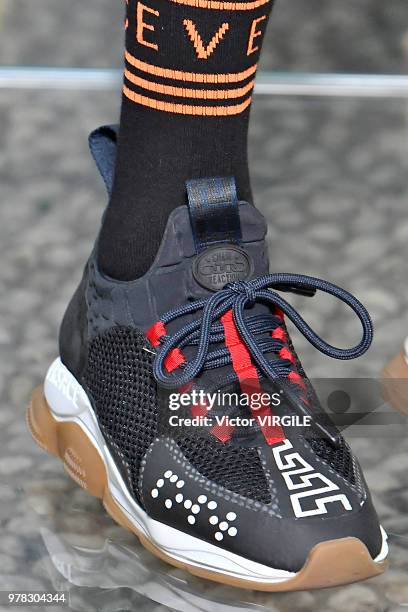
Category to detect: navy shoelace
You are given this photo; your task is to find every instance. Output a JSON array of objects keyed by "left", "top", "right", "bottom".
[{"left": 152, "top": 273, "right": 373, "bottom": 444}]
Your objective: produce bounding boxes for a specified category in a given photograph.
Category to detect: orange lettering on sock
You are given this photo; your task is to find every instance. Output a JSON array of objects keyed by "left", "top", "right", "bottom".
[
  {"left": 136, "top": 2, "right": 159, "bottom": 51},
  {"left": 183, "top": 20, "right": 230, "bottom": 60},
  {"left": 124, "top": 0, "right": 129, "bottom": 29},
  {"left": 247, "top": 15, "right": 266, "bottom": 56}
]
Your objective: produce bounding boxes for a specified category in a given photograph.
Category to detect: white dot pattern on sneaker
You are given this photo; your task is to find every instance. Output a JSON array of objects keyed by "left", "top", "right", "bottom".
[
  {"left": 150, "top": 470, "right": 238, "bottom": 539},
  {"left": 208, "top": 507, "right": 238, "bottom": 540}
]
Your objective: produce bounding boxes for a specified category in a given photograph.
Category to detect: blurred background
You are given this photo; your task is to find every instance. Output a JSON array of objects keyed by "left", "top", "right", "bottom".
[
  {"left": 1, "top": 1, "right": 408, "bottom": 611},
  {"left": 1, "top": 0, "right": 408, "bottom": 71}
]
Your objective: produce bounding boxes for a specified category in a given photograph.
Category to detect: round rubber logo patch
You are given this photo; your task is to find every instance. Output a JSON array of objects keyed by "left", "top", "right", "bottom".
[{"left": 193, "top": 245, "right": 253, "bottom": 292}]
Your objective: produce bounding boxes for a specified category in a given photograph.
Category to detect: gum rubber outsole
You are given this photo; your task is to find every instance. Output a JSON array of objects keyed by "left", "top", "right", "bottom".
[
  {"left": 381, "top": 350, "right": 408, "bottom": 415},
  {"left": 27, "top": 386, "right": 388, "bottom": 592}
]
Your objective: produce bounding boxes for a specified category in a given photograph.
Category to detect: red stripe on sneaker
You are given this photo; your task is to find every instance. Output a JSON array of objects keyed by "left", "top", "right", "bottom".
[
  {"left": 279, "top": 346, "right": 295, "bottom": 364},
  {"left": 191, "top": 403, "right": 208, "bottom": 418},
  {"left": 146, "top": 317, "right": 286, "bottom": 444},
  {"left": 275, "top": 307, "right": 285, "bottom": 321},
  {"left": 146, "top": 321, "right": 186, "bottom": 372},
  {"left": 146, "top": 323, "right": 211, "bottom": 429},
  {"left": 271, "top": 327, "right": 286, "bottom": 341},
  {"left": 211, "top": 420, "right": 236, "bottom": 442},
  {"left": 164, "top": 348, "right": 186, "bottom": 372},
  {"left": 221, "top": 310, "right": 285, "bottom": 445},
  {"left": 288, "top": 370, "right": 307, "bottom": 390},
  {"left": 271, "top": 321, "right": 307, "bottom": 395},
  {"left": 146, "top": 321, "right": 166, "bottom": 346}
]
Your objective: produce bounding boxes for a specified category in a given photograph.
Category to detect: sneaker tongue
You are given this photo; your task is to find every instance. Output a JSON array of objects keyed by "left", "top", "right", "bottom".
[
  {"left": 185, "top": 177, "right": 269, "bottom": 293},
  {"left": 143, "top": 177, "right": 270, "bottom": 324}
]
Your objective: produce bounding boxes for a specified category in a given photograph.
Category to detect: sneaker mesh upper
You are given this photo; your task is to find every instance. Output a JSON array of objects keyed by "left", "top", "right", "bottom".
[
  {"left": 84, "top": 327, "right": 158, "bottom": 501},
  {"left": 177, "top": 436, "right": 272, "bottom": 504},
  {"left": 84, "top": 327, "right": 272, "bottom": 505},
  {"left": 307, "top": 435, "right": 356, "bottom": 485}
]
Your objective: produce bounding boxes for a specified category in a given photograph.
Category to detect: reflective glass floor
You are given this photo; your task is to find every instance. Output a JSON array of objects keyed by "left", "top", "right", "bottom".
[{"left": 1, "top": 90, "right": 408, "bottom": 611}]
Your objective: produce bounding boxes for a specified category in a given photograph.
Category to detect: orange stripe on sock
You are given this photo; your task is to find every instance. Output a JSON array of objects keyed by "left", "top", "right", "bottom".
[
  {"left": 125, "top": 50, "right": 257, "bottom": 84},
  {"left": 123, "top": 85, "right": 252, "bottom": 114},
  {"left": 170, "top": 0, "right": 269, "bottom": 9},
  {"left": 124, "top": 69, "right": 254, "bottom": 99}
]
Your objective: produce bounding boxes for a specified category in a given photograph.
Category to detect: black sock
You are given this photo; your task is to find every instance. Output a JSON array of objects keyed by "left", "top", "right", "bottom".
[{"left": 98, "top": 0, "right": 275, "bottom": 280}]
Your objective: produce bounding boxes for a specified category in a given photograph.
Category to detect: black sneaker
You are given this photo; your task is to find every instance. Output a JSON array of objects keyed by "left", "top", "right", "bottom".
[{"left": 28, "top": 126, "right": 388, "bottom": 591}]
